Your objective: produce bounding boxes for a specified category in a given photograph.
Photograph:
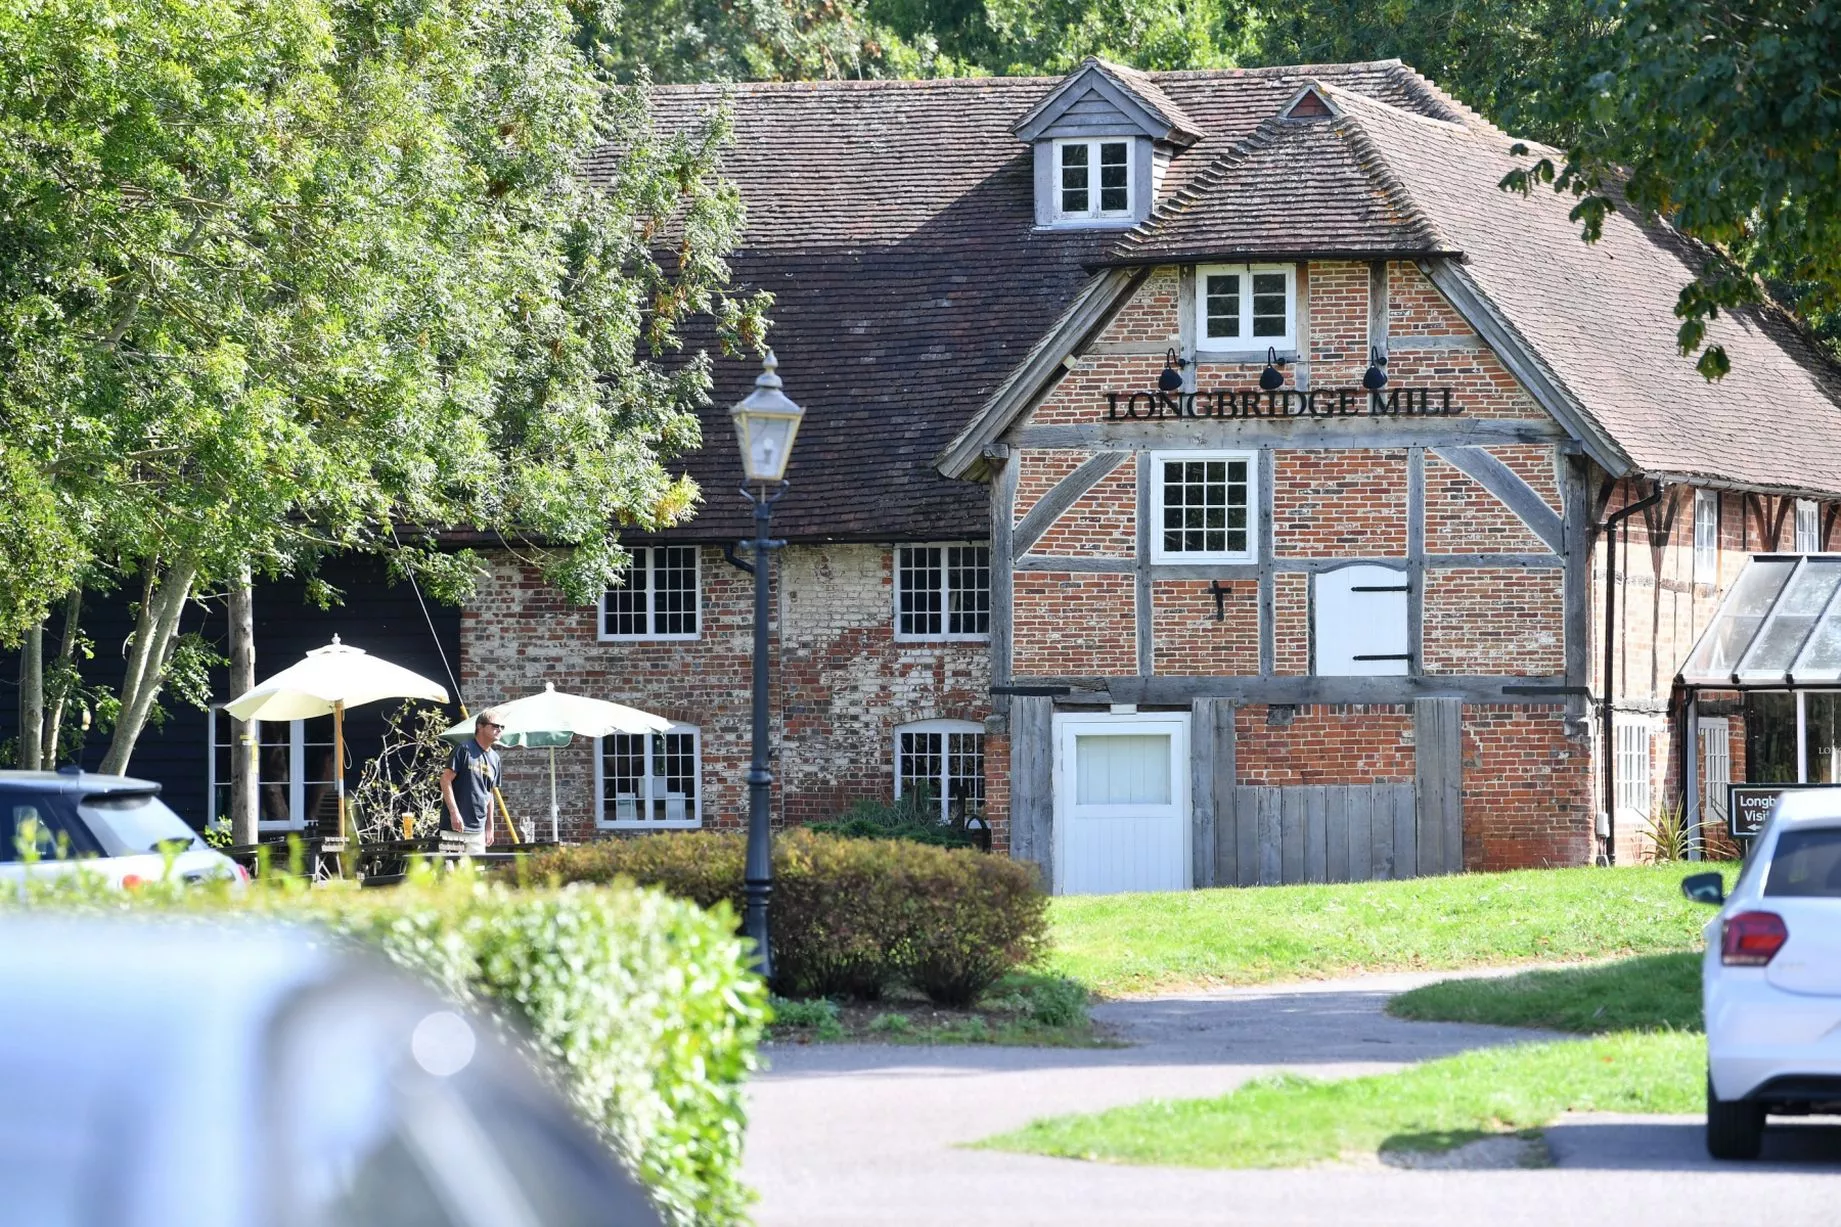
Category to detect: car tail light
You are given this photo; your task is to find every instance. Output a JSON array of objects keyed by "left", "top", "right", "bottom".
[
  {"left": 1722, "top": 911, "right": 1788, "bottom": 966},
  {"left": 233, "top": 863, "right": 250, "bottom": 884},
  {"left": 120, "top": 874, "right": 146, "bottom": 890}
]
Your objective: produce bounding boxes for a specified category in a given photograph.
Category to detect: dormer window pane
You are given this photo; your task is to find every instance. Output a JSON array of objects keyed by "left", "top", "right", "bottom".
[
  {"left": 1060, "top": 143, "right": 1089, "bottom": 215},
  {"left": 1098, "top": 142, "right": 1129, "bottom": 213},
  {"left": 1251, "top": 272, "right": 1289, "bottom": 337},
  {"left": 1204, "top": 273, "right": 1242, "bottom": 339}
]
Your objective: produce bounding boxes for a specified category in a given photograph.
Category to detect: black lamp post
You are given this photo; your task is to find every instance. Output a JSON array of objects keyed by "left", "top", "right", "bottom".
[{"left": 730, "top": 350, "right": 804, "bottom": 981}]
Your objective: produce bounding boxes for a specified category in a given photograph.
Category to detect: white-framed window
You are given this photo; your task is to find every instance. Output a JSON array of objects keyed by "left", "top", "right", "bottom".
[
  {"left": 595, "top": 724, "right": 701, "bottom": 829},
  {"left": 207, "top": 708, "right": 336, "bottom": 832},
  {"left": 1795, "top": 498, "right": 1822, "bottom": 553},
  {"left": 599, "top": 546, "right": 699, "bottom": 640},
  {"left": 895, "top": 544, "right": 991, "bottom": 641},
  {"left": 894, "top": 719, "right": 986, "bottom": 821},
  {"left": 1054, "top": 138, "right": 1132, "bottom": 221},
  {"left": 1313, "top": 564, "right": 1411, "bottom": 676},
  {"left": 1693, "top": 489, "right": 1719, "bottom": 583},
  {"left": 1614, "top": 718, "right": 1653, "bottom": 822},
  {"left": 1151, "top": 450, "right": 1258, "bottom": 564},
  {"left": 1196, "top": 263, "right": 1296, "bottom": 352}
]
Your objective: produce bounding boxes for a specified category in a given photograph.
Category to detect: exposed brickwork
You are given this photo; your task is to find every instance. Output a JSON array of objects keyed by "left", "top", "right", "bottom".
[
  {"left": 1422, "top": 568, "right": 1564, "bottom": 675},
  {"left": 1424, "top": 450, "right": 1555, "bottom": 555},
  {"left": 1274, "top": 572, "right": 1309, "bottom": 674},
  {"left": 982, "top": 728, "right": 1011, "bottom": 856},
  {"left": 1014, "top": 451, "right": 1086, "bottom": 524},
  {"left": 1151, "top": 579, "right": 1259, "bottom": 675},
  {"left": 1031, "top": 464, "right": 1138, "bottom": 557},
  {"left": 1096, "top": 268, "right": 1180, "bottom": 346},
  {"left": 1273, "top": 448, "right": 1408, "bottom": 556},
  {"left": 461, "top": 545, "right": 988, "bottom": 841},
  {"left": 1460, "top": 705, "right": 1595, "bottom": 869},
  {"left": 1011, "top": 571, "right": 1137, "bottom": 676},
  {"left": 1306, "top": 260, "right": 1370, "bottom": 385},
  {"left": 1386, "top": 261, "right": 1472, "bottom": 336},
  {"left": 1028, "top": 353, "right": 1164, "bottom": 426},
  {"left": 1234, "top": 704, "right": 1418, "bottom": 784}
]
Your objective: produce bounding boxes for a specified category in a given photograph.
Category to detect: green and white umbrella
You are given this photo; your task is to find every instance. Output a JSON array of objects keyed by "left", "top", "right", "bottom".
[{"left": 441, "top": 683, "right": 671, "bottom": 841}]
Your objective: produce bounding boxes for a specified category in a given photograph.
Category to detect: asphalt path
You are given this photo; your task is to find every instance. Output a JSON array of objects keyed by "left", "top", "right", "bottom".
[{"left": 743, "top": 969, "right": 1841, "bottom": 1226}]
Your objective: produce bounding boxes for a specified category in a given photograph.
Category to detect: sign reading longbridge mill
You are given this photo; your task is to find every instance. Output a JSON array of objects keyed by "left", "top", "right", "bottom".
[{"left": 1105, "top": 387, "right": 1462, "bottom": 421}]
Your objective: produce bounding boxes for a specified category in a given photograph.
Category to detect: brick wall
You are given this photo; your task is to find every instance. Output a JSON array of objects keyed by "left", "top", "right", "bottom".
[
  {"left": 1011, "top": 571, "right": 1136, "bottom": 676},
  {"left": 1422, "top": 568, "right": 1564, "bottom": 675},
  {"left": 1273, "top": 449, "right": 1408, "bottom": 556},
  {"left": 1424, "top": 447, "right": 1560, "bottom": 555},
  {"left": 1029, "top": 463, "right": 1138, "bottom": 557},
  {"left": 1307, "top": 260, "right": 1369, "bottom": 384},
  {"left": 1234, "top": 704, "right": 1418, "bottom": 784},
  {"left": 461, "top": 544, "right": 988, "bottom": 842},
  {"left": 1461, "top": 705, "right": 1595, "bottom": 869},
  {"left": 1151, "top": 578, "right": 1259, "bottom": 675},
  {"left": 1274, "top": 572, "right": 1309, "bottom": 674}
]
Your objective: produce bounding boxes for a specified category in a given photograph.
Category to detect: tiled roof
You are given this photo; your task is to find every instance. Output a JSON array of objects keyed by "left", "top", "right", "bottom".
[
  {"left": 598, "top": 62, "right": 1458, "bottom": 542},
  {"left": 1111, "top": 103, "right": 1457, "bottom": 263},
  {"left": 1091, "top": 59, "right": 1206, "bottom": 144},
  {"left": 1322, "top": 83, "right": 1841, "bottom": 496}
]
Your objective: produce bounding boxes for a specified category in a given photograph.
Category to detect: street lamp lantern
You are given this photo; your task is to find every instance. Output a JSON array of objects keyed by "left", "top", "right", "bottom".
[
  {"left": 730, "top": 349, "right": 804, "bottom": 485},
  {"left": 732, "top": 350, "right": 800, "bottom": 985}
]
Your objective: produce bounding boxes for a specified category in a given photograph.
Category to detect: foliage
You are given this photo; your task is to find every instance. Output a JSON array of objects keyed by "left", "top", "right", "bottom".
[
  {"left": 1047, "top": 862, "right": 1720, "bottom": 996},
  {"left": 768, "top": 994, "right": 845, "bottom": 1040},
  {"left": 979, "top": 1030, "right": 1703, "bottom": 1167},
  {"left": 1637, "top": 800, "right": 1704, "bottom": 864},
  {"left": 527, "top": 829, "right": 1048, "bottom": 1004},
  {"left": 6, "top": 866, "right": 768, "bottom": 1227},
  {"left": 351, "top": 702, "right": 460, "bottom": 844},
  {"left": 1502, "top": 0, "right": 1841, "bottom": 376},
  {"left": 0, "top": 0, "right": 766, "bottom": 769},
  {"left": 805, "top": 786, "right": 980, "bottom": 848},
  {"left": 1388, "top": 951, "right": 1703, "bottom": 1033}
]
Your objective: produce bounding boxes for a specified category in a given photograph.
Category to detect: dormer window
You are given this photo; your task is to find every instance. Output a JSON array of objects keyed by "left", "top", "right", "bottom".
[{"left": 1057, "top": 139, "right": 1132, "bottom": 221}]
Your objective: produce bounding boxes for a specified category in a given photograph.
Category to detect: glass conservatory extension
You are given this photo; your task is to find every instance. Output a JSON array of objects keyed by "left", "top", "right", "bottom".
[{"left": 1680, "top": 555, "right": 1841, "bottom": 787}]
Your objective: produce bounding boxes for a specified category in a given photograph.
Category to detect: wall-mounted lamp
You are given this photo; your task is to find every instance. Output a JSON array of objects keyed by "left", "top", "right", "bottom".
[
  {"left": 1362, "top": 346, "right": 1389, "bottom": 392},
  {"left": 1158, "top": 347, "right": 1188, "bottom": 393},
  {"left": 1258, "top": 346, "right": 1286, "bottom": 392}
]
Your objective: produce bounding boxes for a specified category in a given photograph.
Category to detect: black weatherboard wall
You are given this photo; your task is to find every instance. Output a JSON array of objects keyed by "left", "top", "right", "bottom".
[{"left": 0, "top": 557, "right": 461, "bottom": 828}]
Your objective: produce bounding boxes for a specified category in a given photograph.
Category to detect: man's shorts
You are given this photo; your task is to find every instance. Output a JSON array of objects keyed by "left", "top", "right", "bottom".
[{"left": 459, "top": 828, "right": 488, "bottom": 857}]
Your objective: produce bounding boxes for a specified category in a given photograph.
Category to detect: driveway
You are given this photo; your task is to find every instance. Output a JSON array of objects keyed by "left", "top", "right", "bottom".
[{"left": 743, "top": 969, "right": 1841, "bottom": 1226}]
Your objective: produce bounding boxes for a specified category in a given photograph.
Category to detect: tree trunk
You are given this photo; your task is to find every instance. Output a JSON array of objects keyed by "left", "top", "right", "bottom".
[
  {"left": 40, "top": 590, "right": 81, "bottom": 766},
  {"left": 17, "top": 622, "right": 43, "bottom": 770},
  {"left": 99, "top": 556, "right": 200, "bottom": 776},
  {"left": 228, "top": 566, "right": 258, "bottom": 844}
]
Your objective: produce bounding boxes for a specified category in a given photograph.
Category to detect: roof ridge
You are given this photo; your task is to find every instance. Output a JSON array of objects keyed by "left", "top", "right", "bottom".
[
  {"left": 1109, "top": 115, "right": 1291, "bottom": 258},
  {"left": 1332, "top": 109, "right": 1451, "bottom": 254}
]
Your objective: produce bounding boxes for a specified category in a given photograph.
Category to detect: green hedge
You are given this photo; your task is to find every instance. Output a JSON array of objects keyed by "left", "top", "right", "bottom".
[
  {"left": 9, "top": 868, "right": 767, "bottom": 1227},
  {"left": 528, "top": 830, "right": 1047, "bottom": 1006}
]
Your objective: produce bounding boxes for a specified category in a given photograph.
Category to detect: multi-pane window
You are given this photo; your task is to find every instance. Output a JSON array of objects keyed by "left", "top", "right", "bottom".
[
  {"left": 1152, "top": 451, "right": 1257, "bottom": 562},
  {"left": 207, "top": 709, "right": 335, "bottom": 831},
  {"left": 1614, "top": 719, "right": 1653, "bottom": 820},
  {"left": 597, "top": 726, "right": 700, "bottom": 828},
  {"left": 1796, "top": 498, "right": 1822, "bottom": 553},
  {"left": 600, "top": 546, "right": 699, "bottom": 639},
  {"left": 895, "top": 720, "right": 986, "bottom": 822},
  {"left": 1693, "top": 489, "right": 1719, "bottom": 583},
  {"left": 1197, "top": 264, "right": 1295, "bottom": 350},
  {"left": 896, "top": 544, "right": 991, "bottom": 640},
  {"left": 1055, "top": 139, "right": 1131, "bottom": 220}
]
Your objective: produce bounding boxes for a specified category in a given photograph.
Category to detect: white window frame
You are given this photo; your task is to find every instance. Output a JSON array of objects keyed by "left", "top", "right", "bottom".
[
  {"left": 894, "top": 543, "right": 992, "bottom": 643},
  {"left": 597, "top": 545, "right": 701, "bottom": 642},
  {"left": 594, "top": 723, "right": 702, "bottom": 830},
  {"left": 1614, "top": 717, "right": 1653, "bottom": 823},
  {"left": 1150, "top": 449, "right": 1260, "bottom": 565},
  {"left": 1693, "top": 489, "right": 1719, "bottom": 583},
  {"left": 207, "top": 707, "right": 316, "bottom": 832},
  {"left": 893, "top": 719, "right": 986, "bottom": 822},
  {"left": 1052, "top": 137, "right": 1134, "bottom": 223},
  {"left": 1195, "top": 263, "right": 1297, "bottom": 353},
  {"left": 1795, "top": 498, "right": 1822, "bottom": 553}
]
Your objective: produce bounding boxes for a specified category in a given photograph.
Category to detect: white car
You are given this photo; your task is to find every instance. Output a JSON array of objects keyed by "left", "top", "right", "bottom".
[
  {"left": 1685, "top": 788, "right": 1841, "bottom": 1159},
  {"left": 0, "top": 769, "right": 244, "bottom": 888}
]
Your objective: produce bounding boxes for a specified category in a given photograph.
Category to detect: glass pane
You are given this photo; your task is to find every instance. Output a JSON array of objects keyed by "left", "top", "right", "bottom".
[
  {"left": 1745, "top": 692, "right": 1799, "bottom": 784},
  {"left": 899, "top": 546, "right": 944, "bottom": 636},
  {"left": 1075, "top": 734, "right": 1171, "bottom": 806},
  {"left": 898, "top": 732, "right": 942, "bottom": 809},
  {"left": 1807, "top": 694, "right": 1841, "bottom": 784},
  {"left": 1251, "top": 271, "right": 1288, "bottom": 337},
  {"left": 1681, "top": 558, "right": 1798, "bottom": 681},
  {"left": 945, "top": 545, "right": 990, "bottom": 636},
  {"left": 945, "top": 732, "right": 985, "bottom": 814},
  {"left": 650, "top": 731, "right": 697, "bottom": 823},
  {"left": 1161, "top": 457, "right": 1248, "bottom": 555},
  {"left": 603, "top": 552, "right": 648, "bottom": 636},
  {"left": 1059, "top": 144, "right": 1088, "bottom": 214},
  {"left": 1204, "top": 273, "right": 1240, "bottom": 339},
  {"left": 602, "top": 734, "right": 645, "bottom": 822},
  {"left": 1098, "top": 144, "right": 1128, "bottom": 212},
  {"left": 1764, "top": 827, "right": 1841, "bottom": 897},
  {"left": 653, "top": 547, "right": 698, "bottom": 635},
  {"left": 1737, "top": 560, "right": 1841, "bottom": 680}
]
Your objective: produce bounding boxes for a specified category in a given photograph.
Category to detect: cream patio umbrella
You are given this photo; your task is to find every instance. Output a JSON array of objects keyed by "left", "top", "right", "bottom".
[
  {"left": 226, "top": 636, "right": 449, "bottom": 841},
  {"left": 441, "top": 683, "right": 671, "bottom": 842}
]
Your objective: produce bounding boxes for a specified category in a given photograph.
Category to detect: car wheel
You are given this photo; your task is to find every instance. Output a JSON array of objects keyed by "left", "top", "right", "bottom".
[{"left": 1706, "top": 1074, "right": 1765, "bottom": 1160}]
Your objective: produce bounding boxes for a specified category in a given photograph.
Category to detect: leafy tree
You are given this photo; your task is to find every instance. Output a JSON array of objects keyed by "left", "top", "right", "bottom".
[
  {"left": 575, "top": 0, "right": 880, "bottom": 83},
  {"left": 1502, "top": 0, "right": 1841, "bottom": 376},
  {"left": 0, "top": 0, "right": 766, "bottom": 772}
]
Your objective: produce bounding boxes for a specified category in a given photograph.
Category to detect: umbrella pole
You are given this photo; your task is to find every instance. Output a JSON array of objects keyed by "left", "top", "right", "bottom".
[
  {"left": 550, "top": 746, "right": 559, "bottom": 844},
  {"left": 333, "top": 699, "right": 347, "bottom": 846}
]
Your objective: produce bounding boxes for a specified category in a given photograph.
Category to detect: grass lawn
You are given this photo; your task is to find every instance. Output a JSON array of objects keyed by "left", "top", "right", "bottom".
[
  {"left": 1388, "top": 950, "right": 1704, "bottom": 1033},
  {"left": 977, "top": 1031, "right": 1703, "bottom": 1168},
  {"left": 1047, "top": 862, "right": 1722, "bottom": 996},
  {"left": 767, "top": 972, "right": 1110, "bottom": 1047}
]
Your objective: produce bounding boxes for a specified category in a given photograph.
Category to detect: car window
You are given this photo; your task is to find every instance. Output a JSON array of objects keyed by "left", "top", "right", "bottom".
[
  {"left": 77, "top": 792, "right": 201, "bottom": 856},
  {"left": 1, "top": 798, "right": 101, "bottom": 863},
  {"left": 1764, "top": 827, "right": 1841, "bottom": 898}
]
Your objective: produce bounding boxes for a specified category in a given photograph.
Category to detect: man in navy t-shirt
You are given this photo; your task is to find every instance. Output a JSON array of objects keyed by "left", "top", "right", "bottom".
[{"left": 440, "top": 710, "right": 503, "bottom": 855}]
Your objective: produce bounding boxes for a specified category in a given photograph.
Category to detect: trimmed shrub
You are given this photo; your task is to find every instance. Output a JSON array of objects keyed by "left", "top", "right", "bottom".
[
  {"left": 8, "top": 869, "right": 767, "bottom": 1227},
  {"left": 805, "top": 788, "right": 978, "bottom": 848},
  {"left": 527, "top": 829, "right": 1048, "bottom": 1006}
]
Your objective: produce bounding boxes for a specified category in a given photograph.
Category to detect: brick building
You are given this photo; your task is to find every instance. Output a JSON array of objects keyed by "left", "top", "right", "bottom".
[{"left": 28, "top": 58, "right": 1840, "bottom": 891}]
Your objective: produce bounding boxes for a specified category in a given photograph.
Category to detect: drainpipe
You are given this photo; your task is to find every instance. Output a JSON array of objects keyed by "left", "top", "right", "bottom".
[{"left": 1600, "top": 482, "right": 1665, "bottom": 866}]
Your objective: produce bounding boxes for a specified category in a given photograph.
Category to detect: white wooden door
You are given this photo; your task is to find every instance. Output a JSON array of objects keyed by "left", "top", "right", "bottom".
[
  {"left": 1054, "top": 713, "right": 1190, "bottom": 895},
  {"left": 1700, "top": 716, "right": 1731, "bottom": 836}
]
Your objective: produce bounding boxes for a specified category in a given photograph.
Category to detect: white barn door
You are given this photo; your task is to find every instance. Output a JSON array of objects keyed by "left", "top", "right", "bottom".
[{"left": 1053, "top": 713, "right": 1190, "bottom": 895}]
